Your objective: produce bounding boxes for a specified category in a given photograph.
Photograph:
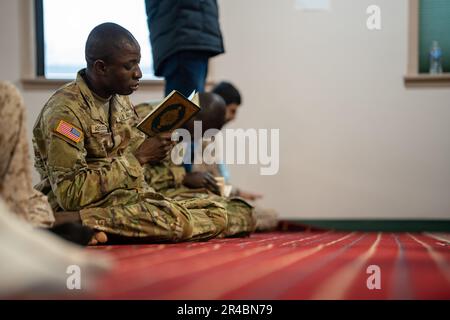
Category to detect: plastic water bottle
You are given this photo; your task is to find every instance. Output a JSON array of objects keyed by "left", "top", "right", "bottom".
[{"left": 429, "top": 41, "right": 443, "bottom": 74}]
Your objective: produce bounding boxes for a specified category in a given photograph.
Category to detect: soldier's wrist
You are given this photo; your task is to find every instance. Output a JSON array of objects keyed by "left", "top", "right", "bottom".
[{"left": 133, "top": 151, "right": 145, "bottom": 165}]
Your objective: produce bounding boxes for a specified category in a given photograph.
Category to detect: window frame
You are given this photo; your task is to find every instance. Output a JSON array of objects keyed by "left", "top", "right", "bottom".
[
  {"left": 21, "top": 0, "right": 165, "bottom": 89},
  {"left": 404, "top": 0, "right": 450, "bottom": 86}
]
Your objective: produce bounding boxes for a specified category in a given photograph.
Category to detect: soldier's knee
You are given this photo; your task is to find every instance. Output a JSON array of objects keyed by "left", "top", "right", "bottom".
[
  {"left": 170, "top": 214, "right": 194, "bottom": 241},
  {"left": 207, "top": 208, "right": 228, "bottom": 233},
  {"left": 231, "top": 198, "right": 254, "bottom": 215},
  {"left": 227, "top": 199, "right": 257, "bottom": 233}
]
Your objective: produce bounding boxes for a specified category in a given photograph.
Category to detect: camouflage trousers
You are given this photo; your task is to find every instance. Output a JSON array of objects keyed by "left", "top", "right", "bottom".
[
  {"left": 78, "top": 191, "right": 229, "bottom": 242},
  {"left": 158, "top": 187, "right": 256, "bottom": 238},
  {"left": 0, "top": 81, "right": 54, "bottom": 227}
]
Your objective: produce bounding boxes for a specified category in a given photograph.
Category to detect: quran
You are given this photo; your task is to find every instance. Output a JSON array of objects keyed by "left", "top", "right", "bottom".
[{"left": 136, "top": 90, "right": 200, "bottom": 137}]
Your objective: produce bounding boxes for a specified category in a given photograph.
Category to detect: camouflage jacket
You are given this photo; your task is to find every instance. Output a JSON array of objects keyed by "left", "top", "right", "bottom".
[{"left": 33, "top": 70, "right": 152, "bottom": 212}]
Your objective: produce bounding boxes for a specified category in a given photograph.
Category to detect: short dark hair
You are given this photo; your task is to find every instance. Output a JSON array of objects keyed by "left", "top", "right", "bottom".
[
  {"left": 211, "top": 81, "right": 241, "bottom": 106},
  {"left": 85, "top": 22, "right": 138, "bottom": 69},
  {"left": 197, "top": 92, "right": 226, "bottom": 130}
]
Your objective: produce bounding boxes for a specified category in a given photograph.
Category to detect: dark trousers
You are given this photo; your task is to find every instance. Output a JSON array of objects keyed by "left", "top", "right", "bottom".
[{"left": 159, "top": 51, "right": 210, "bottom": 97}]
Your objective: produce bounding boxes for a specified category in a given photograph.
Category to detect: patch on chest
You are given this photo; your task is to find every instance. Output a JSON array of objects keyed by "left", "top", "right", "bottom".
[
  {"left": 55, "top": 120, "right": 83, "bottom": 143},
  {"left": 91, "top": 124, "right": 109, "bottom": 134},
  {"left": 117, "top": 111, "right": 133, "bottom": 122}
]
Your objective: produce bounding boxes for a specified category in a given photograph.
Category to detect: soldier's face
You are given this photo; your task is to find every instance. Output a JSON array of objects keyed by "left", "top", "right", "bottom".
[{"left": 105, "top": 41, "right": 142, "bottom": 95}]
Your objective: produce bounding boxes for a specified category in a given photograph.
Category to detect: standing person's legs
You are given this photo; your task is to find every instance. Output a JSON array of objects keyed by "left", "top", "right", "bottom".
[{"left": 160, "top": 51, "right": 210, "bottom": 97}]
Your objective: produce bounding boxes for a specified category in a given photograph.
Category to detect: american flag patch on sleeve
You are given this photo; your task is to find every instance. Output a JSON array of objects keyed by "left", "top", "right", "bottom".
[{"left": 55, "top": 120, "right": 83, "bottom": 143}]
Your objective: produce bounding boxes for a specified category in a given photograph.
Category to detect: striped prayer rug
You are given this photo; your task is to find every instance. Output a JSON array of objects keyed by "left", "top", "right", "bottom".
[{"left": 88, "top": 231, "right": 450, "bottom": 300}]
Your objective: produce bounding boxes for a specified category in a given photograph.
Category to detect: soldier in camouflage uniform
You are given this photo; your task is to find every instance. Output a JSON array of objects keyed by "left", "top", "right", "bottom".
[
  {"left": 33, "top": 23, "right": 254, "bottom": 242},
  {"left": 0, "top": 81, "right": 55, "bottom": 228},
  {"left": 139, "top": 156, "right": 256, "bottom": 238},
  {"left": 135, "top": 93, "right": 256, "bottom": 238}
]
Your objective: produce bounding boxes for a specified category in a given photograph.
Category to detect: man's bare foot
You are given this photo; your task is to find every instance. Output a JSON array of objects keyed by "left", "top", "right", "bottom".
[{"left": 88, "top": 231, "right": 108, "bottom": 246}]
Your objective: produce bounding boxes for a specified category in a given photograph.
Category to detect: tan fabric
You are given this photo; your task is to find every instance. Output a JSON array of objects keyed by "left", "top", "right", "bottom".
[{"left": 0, "top": 81, "right": 54, "bottom": 227}]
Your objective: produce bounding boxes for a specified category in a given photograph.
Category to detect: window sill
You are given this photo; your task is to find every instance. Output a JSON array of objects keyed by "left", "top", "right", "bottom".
[
  {"left": 21, "top": 77, "right": 165, "bottom": 90},
  {"left": 404, "top": 73, "right": 450, "bottom": 87}
]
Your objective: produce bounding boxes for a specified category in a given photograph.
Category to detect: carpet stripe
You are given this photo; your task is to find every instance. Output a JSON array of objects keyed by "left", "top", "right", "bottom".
[
  {"left": 157, "top": 233, "right": 355, "bottom": 299},
  {"left": 89, "top": 231, "right": 450, "bottom": 299},
  {"left": 100, "top": 232, "right": 332, "bottom": 298},
  {"left": 280, "top": 231, "right": 332, "bottom": 246},
  {"left": 407, "top": 233, "right": 450, "bottom": 284},
  {"left": 132, "top": 232, "right": 341, "bottom": 299},
  {"left": 96, "top": 238, "right": 295, "bottom": 297},
  {"left": 219, "top": 233, "right": 366, "bottom": 299},
  {"left": 399, "top": 233, "right": 450, "bottom": 299},
  {"left": 310, "top": 232, "right": 381, "bottom": 299},
  {"left": 389, "top": 233, "right": 414, "bottom": 299},
  {"left": 158, "top": 232, "right": 354, "bottom": 299},
  {"left": 339, "top": 233, "right": 392, "bottom": 299},
  {"left": 423, "top": 232, "right": 450, "bottom": 245}
]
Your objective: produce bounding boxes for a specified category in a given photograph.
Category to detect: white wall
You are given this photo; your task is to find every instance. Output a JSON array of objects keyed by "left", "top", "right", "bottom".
[
  {"left": 214, "top": 0, "right": 450, "bottom": 218},
  {"left": 1, "top": 0, "right": 450, "bottom": 219}
]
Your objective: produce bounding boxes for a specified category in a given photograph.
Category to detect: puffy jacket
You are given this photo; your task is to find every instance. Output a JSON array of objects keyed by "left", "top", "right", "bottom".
[{"left": 145, "top": 0, "right": 225, "bottom": 76}]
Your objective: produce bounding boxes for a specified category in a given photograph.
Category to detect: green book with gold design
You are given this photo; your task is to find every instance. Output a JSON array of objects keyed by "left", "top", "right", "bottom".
[{"left": 136, "top": 90, "right": 200, "bottom": 137}]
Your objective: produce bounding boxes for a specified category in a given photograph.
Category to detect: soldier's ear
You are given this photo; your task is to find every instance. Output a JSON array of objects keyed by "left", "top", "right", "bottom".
[{"left": 93, "top": 60, "right": 107, "bottom": 75}]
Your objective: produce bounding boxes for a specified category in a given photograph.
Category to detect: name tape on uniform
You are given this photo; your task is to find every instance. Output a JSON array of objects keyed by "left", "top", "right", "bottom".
[{"left": 91, "top": 124, "right": 109, "bottom": 134}]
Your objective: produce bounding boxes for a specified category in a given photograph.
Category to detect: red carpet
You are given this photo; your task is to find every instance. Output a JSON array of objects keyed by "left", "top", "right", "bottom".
[{"left": 89, "top": 231, "right": 450, "bottom": 300}]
